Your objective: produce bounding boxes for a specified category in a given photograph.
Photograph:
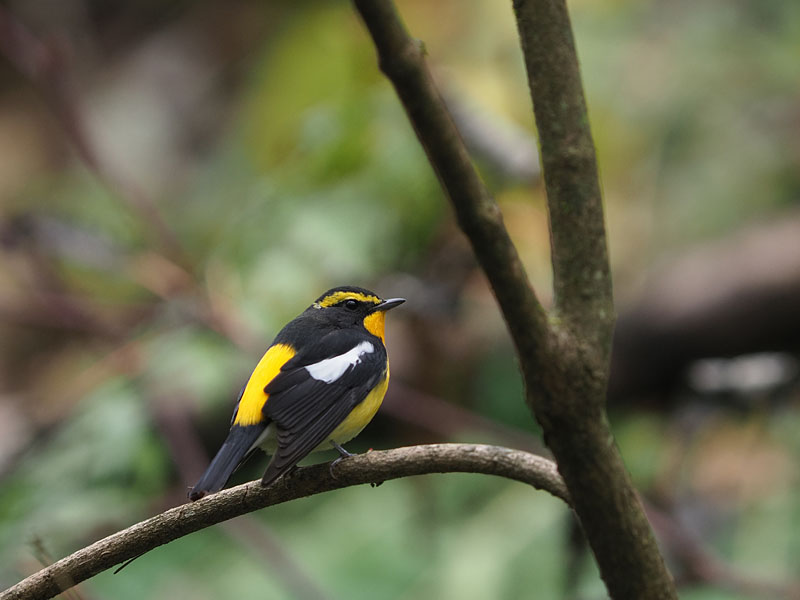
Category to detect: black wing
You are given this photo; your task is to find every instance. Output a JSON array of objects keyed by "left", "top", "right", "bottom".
[{"left": 260, "top": 329, "right": 386, "bottom": 484}]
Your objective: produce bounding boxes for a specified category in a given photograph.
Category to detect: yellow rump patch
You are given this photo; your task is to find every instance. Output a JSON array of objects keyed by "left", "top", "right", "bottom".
[
  {"left": 234, "top": 343, "right": 296, "bottom": 426},
  {"left": 317, "top": 291, "right": 380, "bottom": 308}
]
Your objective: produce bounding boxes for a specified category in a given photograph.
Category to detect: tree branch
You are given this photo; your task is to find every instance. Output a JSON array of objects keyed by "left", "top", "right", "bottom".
[
  {"left": 351, "top": 0, "right": 551, "bottom": 369},
  {"left": 512, "top": 0, "right": 613, "bottom": 349},
  {"left": 1, "top": 444, "right": 567, "bottom": 600},
  {"left": 511, "top": 2, "right": 676, "bottom": 598},
  {"left": 352, "top": 1, "right": 677, "bottom": 598}
]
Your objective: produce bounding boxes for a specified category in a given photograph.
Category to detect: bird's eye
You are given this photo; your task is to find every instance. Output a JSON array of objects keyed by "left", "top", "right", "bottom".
[{"left": 343, "top": 299, "right": 359, "bottom": 310}]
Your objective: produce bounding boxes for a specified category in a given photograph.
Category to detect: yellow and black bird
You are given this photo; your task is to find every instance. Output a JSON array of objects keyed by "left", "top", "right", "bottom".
[{"left": 189, "top": 286, "right": 404, "bottom": 500}]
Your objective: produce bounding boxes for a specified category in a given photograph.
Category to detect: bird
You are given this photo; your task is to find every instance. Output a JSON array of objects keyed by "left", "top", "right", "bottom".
[{"left": 188, "top": 285, "right": 405, "bottom": 501}]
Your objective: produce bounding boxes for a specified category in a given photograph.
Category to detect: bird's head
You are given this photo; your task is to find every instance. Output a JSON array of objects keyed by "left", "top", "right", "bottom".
[{"left": 311, "top": 286, "right": 405, "bottom": 340}]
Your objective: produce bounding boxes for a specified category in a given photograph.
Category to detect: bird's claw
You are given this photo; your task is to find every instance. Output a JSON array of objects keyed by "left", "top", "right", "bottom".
[{"left": 329, "top": 441, "right": 354, "bottom": 479}]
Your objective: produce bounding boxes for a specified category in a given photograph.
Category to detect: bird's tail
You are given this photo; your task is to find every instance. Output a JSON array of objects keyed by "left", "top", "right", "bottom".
[{"left": 189, "top": 424, "right": 266, "bottom": 501}]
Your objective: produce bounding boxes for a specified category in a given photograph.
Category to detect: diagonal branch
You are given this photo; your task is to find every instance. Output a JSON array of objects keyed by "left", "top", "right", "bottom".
[
  {"left": 0, "top": 444, "right": 568, "bottom": 600},
  {"left": 352, "top": 0, "right": 551, "bottom": 369}
]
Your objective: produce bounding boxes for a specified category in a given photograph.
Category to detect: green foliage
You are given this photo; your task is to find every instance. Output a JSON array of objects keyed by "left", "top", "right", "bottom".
[
  {"left": 0, "top": 382, "right": 166, "bottom": 583},
  {"left": 84, "top": 477, "right": 571, "bottom": 600},
  {"left": 574, "top": 0, "right": 800, "bottom": 248},
  {"left": 1, "top": 1, "right": 799, "bottom": 598}
]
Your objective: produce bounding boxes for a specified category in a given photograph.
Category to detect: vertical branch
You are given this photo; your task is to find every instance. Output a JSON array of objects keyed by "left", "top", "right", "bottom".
[
  {"left": 511, "top": 2, "right": 676, "bottom": 598},
  {"left": 352, "top": 1, "right": 678, "bottom": 598},
  {"left": 512, "top": 0, "right": 614, "bottom": 351}
]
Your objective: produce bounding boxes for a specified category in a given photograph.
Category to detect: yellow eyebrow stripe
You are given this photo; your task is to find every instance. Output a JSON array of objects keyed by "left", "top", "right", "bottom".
[
  {"left": 234, "top": 343, "right": 296, "bottom": 426},
  {"left": 317, "top": 291, "right": 380, "bottom": 308}
]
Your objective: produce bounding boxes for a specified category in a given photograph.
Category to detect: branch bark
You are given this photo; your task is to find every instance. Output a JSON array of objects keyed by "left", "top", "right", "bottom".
[
  {"left": 1, "top": 444, "right": 567, "bottom": 600},
  {"left": 353, "top": 1, "right": 677, "bottom": 598},
  {"left": 512, "top": 0, "right": 613, "bottom": 346},
  {"left": 512, "top": 2, "right": 677, "bottom": 598},
  {"left": 350, "top": 0, "right": 550, "bottom": 370}
]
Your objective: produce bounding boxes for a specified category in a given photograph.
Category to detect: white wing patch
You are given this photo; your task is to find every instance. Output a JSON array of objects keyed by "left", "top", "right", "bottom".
[{"left": 305, "top": 341, "right": 374, "bottom": 384}]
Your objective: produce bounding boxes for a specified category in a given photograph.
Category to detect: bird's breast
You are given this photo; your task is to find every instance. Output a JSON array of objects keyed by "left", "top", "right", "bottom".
[{"left": 324, "top": 369, "right": 390, "bottom": 448}]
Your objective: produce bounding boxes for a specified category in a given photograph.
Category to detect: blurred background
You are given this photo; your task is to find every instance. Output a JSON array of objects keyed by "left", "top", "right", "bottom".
[{"left": 0, "top": 1, "right": 799, "bottom": 599}]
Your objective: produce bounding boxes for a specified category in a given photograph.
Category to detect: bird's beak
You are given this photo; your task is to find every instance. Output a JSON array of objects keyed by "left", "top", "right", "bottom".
[{"left": 370, "top": 297, "right": 405, "bottom": 313}]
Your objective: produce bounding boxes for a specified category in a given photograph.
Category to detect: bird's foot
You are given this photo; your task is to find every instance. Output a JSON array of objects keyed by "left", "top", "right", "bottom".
[{"left": 329, "top": 442, "right": 354, "bottom": 479}]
